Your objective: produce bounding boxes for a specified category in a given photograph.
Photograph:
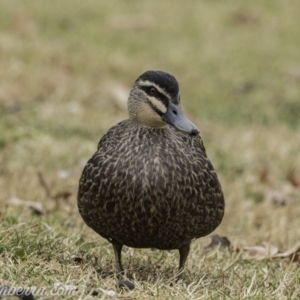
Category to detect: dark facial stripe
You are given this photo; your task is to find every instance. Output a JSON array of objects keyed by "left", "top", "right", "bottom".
[{"left": 139, "top": 85, "right": 169, "bottom": 108}]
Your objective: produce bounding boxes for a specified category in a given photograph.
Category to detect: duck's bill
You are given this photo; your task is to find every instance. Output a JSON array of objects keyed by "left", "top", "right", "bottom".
[{"left": 162, "top": 102, "right": 200, "bottom": 135}]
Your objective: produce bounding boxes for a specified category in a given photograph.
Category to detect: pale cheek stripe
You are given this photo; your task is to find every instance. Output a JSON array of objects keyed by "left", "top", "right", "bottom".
[{"left": 148, "top": 97, "right": 167, "bottom": 114}]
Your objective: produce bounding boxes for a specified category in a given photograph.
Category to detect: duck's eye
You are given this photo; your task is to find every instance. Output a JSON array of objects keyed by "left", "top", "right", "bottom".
[{"left": 150, "top": 87, "right": 157, "bottom": 96}]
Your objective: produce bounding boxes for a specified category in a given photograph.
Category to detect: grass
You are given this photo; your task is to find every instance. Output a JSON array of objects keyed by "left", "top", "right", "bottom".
[{"left": 0, "top": 0, "right": 300, "bottom": 299}]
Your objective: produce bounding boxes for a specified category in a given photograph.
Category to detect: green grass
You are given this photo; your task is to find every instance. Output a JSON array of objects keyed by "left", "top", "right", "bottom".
[{"left": 0, "top": 0, "right": 300, "bottom": 299}]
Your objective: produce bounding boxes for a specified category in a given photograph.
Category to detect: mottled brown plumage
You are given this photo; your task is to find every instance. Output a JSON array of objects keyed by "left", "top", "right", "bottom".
[{"left": 78, "top": 70, "right": 224, "bottom": 288}]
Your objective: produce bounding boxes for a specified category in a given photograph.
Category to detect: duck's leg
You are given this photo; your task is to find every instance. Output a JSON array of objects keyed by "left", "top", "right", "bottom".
[
  {"left": 112, "top": 242, "right": 124, "bottom": 274},
  {"left": 176, "top": 243, "right": 191, "bottom": 282},
  {"left": 112, "top": 241, "right": 135, "bottom": 290}
]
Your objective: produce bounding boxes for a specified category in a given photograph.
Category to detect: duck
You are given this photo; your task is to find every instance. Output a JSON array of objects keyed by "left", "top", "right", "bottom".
[{"left": 77, "top": 70, "right": 225, "bottom": 289}]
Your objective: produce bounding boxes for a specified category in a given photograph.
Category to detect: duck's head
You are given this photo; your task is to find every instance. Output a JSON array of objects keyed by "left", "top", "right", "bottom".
[{"left": 128, "top": 70, "right": 199, "bottom": 135}]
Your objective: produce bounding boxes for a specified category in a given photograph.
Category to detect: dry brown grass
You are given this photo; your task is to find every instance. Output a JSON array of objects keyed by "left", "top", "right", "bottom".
[{"left": 0, "top": 0, "right": 300, "bottom": 299}]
